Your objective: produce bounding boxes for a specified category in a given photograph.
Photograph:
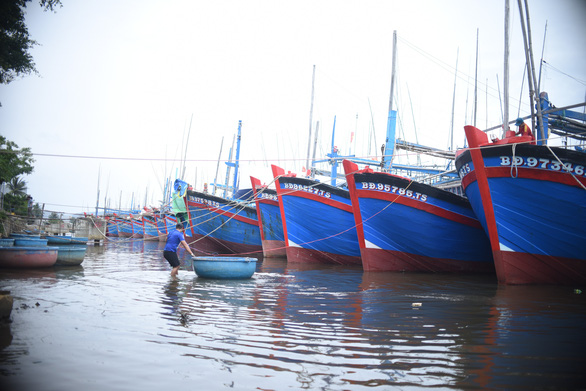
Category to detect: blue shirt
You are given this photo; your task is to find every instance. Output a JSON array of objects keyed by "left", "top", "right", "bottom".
[{"left": 164, "top": 230, "right": 185, "bottom": 252}]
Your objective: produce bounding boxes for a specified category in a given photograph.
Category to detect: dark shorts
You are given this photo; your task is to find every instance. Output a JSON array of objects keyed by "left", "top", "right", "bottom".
[{"left": 163, "top": 250, "right": 180, "bottom": 268}]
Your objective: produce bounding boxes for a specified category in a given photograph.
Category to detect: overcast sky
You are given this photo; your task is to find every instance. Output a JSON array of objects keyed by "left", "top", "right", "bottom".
[{"left": 1, "top": 0, "right": 585, "bottom": 215}]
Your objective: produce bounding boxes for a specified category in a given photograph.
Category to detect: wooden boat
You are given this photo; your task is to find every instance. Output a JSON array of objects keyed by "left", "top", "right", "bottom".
[
  {"left": 106, "top": 217, "right": 120, "bottom": 237},
  {"left": 343, "top": 160, "right": 494, "bottom": 273},
  {"left": 250, "top": 176, "right": 286, "bottom": 257},
  {"left": 54, "top": 245, "right": 87, "bottom": 266},
  {"left": 185, "top": 189, "right": 263, "bottom": 256},
  {"left": 456, "top": 122, "right": 586, "bottom": 284},
  {"left": 272, "top": 164, "right": 362, "bottom": 266},
  {"left": 191, "top": 256, "right": 257, "bottom": 279},
  {"left": 0, "top": 246, "right": 58, "bottom": 268},
  {"left": 142, "top": 215, "right": 159, "bottom": 241}
]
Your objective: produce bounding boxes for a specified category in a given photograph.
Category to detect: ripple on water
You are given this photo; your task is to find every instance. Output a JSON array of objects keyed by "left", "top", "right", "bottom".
[{"left": 0, "top": 240, "right": 585, "bottom": 390}]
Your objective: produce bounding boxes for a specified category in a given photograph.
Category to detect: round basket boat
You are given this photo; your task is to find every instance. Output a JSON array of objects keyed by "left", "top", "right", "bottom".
[
  {"left": 0, "top": 238, "right": 15, "bottom": 247},
  {"left": 47, "top": 236, "right": 89, "bottom": 245},
  {"left": 55, "top": 245, "right": 87, "bottom": 266},
  {"left": 191, "top": 256, "right": 257, "bottom": 279},
  {"left": 14, "top": 238, "right": 48, "bottom": 247},
  {"left": 0, "top": 246, "right": 59, "bottom": 268}
]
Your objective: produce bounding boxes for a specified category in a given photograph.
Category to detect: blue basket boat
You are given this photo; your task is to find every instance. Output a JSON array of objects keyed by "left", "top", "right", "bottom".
[
  {"left": 191, "top": 257, "right": 257, "bottom": 279},
  {"left": 47, "top": 236, "right": 89, "bottom": 245},
  {"left": 13, "top": 238, "right": 48, "bottom": 247},
  {"left": 55, "top": 245, "right": 87, "bottom": 266},
  {"left": 0, "top": 239, "right": 15, "bottom": 247}
]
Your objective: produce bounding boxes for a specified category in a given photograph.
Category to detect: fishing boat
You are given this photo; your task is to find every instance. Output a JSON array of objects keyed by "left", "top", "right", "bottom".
[
  {"left": 106, "top": 217, "right": 120, "bottom": 237},
  {"left": 456, "top": 118, "right": 586, "bottom": 284},
  {"left": 117, "top": 218, "right": 133, "bottom": 238},
  {"left": 185, "top": 189, "right": 262, "bottom": 257},
  {"left": 454, "top": 0, "right": 586, "bottom": 285},
  {"left": 130, "top": 218, "right": 144, "bottom": 239},
  {"left": 184, "top": 121, "right": 263, "bottom": 258},
  {"left": 271, "top": 164, "right": 361, "bottom": 265},
  {"left": 343, "top": 160, "right": 494, "bottom": 272},
  {"left": 250, "top": 176, "right": 286, "bottom": 257},
  {"left": 141, "top": 215, "right": 159, "bottom": 241},
  {"left": 0, "top": 246, "right": 59, "bottom": 268}
]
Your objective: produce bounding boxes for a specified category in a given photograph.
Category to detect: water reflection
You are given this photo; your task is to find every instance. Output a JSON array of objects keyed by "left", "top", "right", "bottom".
[{"left": 0, "top": 239, "right": 584, "bottom": 390}]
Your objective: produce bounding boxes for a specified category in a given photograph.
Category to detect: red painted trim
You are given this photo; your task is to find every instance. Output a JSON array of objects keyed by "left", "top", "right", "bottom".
[
  {"left": 465, "top": 125, "right": 506, "bottom": 282},
  {"left": 343, "top": 160, "right": 367, "bottom": 249},
  {"left": 484, "top": 166, "right": 586, "bottom": 187},
  {"left": 278, "top": 186, "right": 353, "bottom": 213},
  {"left": 271, "top": 165, "right": 290, "bottom": 247},
  {"left": 355, "top": 189, "right": 482, "bottom": 228},
  {"left": 250, "top": 176, "right": 266, "bottom": 241},
  {"left": 258, "top": 199, "right": 279, "bottom": 207},
  {"left": 186, "top": 200, "right": 258, "bottom": 226}
]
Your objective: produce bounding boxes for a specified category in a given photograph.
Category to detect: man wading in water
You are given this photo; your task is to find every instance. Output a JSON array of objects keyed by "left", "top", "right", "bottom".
[{"left": 164, "top": 223, "right": 195, "bottom": 277}]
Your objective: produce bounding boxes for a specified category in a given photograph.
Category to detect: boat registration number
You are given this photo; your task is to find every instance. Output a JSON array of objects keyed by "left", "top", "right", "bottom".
[
  {"left": 360, "top": 182, "right": 428, "bottom": 202},
  {"left": 188, "top": 196, "right": 221, "bottom": 208},
  {"left": 499, "top": 156, "right": 585, "bottom": 175},
  {"left": 283, "top": 183, "right": 331, "bottom": 198}
]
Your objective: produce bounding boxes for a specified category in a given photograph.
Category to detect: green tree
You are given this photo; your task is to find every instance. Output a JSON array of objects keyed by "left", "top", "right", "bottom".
[
  {"left": 48, "top": 211, "right": 60, "bottom": 224},
  {"left": 31, "top": 202, "right": 43, "bottom": 218},
  {"left": 7, "top": 176, "right": 27, "bottom": 196},
  {"left": 0, "top": 135, "right": 34, "bottom": 184},
  {"left": 0, "top": 0, "right": 62, "bottom": 85}
]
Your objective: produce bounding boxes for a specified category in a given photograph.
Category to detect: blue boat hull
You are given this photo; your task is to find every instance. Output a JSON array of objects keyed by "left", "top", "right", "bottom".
[
  {"left": 343, "top": 160, "right": 494, "bottom": 273},
  {"left": 251, "top": 177, "right": 286, "bottom": 257},
  {"left": 186, "top": 190, "right": 262, "bottom": 257},
  {"left": 456, "top": 125, "right": 586, "bottom": 284},
  {"left": 272, "top": 165, "right": 361, "bottom": 265}
]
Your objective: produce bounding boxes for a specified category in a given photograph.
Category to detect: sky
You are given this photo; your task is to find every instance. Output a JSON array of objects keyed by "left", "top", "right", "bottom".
[{"left": 1, "top": 0, "right": 585, "bottom": 215}]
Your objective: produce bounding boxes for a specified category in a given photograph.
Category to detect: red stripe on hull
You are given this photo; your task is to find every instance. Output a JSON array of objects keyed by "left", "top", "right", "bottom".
[
  {"left": 286, "top": 246, "right": 361, "bottom": 266},
  {"left": 143, "top": 234, "right": 159, "bottom": 241},
  {"left": 498, "top": 250, "right": 586, "bottom": 285},
  {"left": 361, "top": 248, "right": 496, "bottom": 273},
  {"left": 262, "top": 240, "right": 287, "bottom": 258}
]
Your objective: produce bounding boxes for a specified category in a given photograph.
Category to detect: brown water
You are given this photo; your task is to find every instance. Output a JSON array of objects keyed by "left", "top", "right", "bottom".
[{"left": 1, "top": 239, "right": 585, "bottom": 390}]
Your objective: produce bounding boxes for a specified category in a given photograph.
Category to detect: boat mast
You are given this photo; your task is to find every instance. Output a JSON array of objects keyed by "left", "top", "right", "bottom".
[
  {"left": 310, "top": 120, "right": 320, "bottom": 179},
  {"left": 383, "top": 30, "right": 398, "bottom": 171},
  {"left": 95, "top": 166, "right": 100, "bottom": 217},
  {"left": 503, "top": 0, "right": 510, "bottom": 136},
  {"left": 212, "top": 137, "right": 224, "bottom": 195},
  {"left": 517, "top": 0, "right": 545, "bottom": 144},
  {"left": 449, "top": 48, "right": 459, "bottom": 151},
  {"left": 223, "top": 135, "right": 235, "bottom": 199},
  {"left": 473, "top": 29, "right": 479, "bottom": 127},
  {"left": 232, "top": 120, "right": 242, "bottom": 196},
  {"left": 306, "top": 65, "right": 315, "bottom": 171}
]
